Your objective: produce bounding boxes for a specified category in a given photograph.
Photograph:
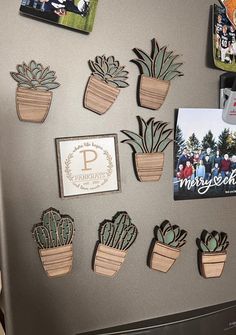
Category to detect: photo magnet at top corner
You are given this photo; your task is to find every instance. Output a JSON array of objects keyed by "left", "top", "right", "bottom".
[{"left": 220, "top": 71, "right": 236, "bottom": 124}]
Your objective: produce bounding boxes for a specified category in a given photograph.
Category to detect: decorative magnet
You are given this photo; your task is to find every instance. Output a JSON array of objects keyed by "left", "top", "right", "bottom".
[
  {"left": 84, "top": 55, "right": 129, "bottom": 115},
  {"left": 121, "top": 116, "right": 173, "bottom": 182},
  {"left": 10, "top": 60, "right": 60, "bottom": 123},
  {"left": 197, "top": 230, "right": 229, "bottom": 279},
  {"left": 94, "top": 211, "right": 138, "bottom": 277},
  {"left": 32, "top": 208, "right": 75, "bottom": 278},
  {"left": 221, "top": 0, "right": 236, "bottom": 29},
  {"left": 149, "top": 220, "right": 187, "bottom": 273},
  {"left": 131, "top": 38, "right": 183, "bottom": 110}
]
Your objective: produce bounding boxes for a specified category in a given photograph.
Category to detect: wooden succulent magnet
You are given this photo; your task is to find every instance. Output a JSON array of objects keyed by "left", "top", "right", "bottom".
[
  {"left": 32, "top": 208, "right": 75, "bottom": 278},
  {"left": 131, "top": 38, "right": 183, "bottom": 110},
  {"left": 10, "top": 60, "right": 60, "bottom": 123},
  {"left": 197, "top": 230, "right": 229, "bottom": 279},
  {"left": 84, "top": 55, "right": 129, "bottom": 115},
  {"left": 121, "top": 116, "right": 173, "bottom": 182},
  {"left": 149, "top": 220, "right": 187, "bottom": 273},
  {"left": 94, "top": 211, "right": 138, "bottom": 277}
]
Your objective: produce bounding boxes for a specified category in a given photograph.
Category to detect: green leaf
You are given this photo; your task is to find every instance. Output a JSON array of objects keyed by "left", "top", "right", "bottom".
[
  {"left": 157, "top": 139, "right": 172, "bottom": 152},
  {"left": 19, "top": 83, "right": 32, "bottom": 88},
  {"left": 89, "top": 60, "right": 104, "bottom": 75},
  {"left": 156, "top": 227, "right": 164, "bottom": 243},
  {"left": 107, "top": 56, "right": 115, "bottom": 65},
  {"left": 109, "top": 66, "right": 119, "bottom": 75},
  {"left": 223, "top": 241, "right": 229, "bottom": 250},
  {"left": 164, "top": 229, "right": 175, "bottom": 245},
  {"left": 153, "top": 46, "right": 167, "bottom": 78},
  {"left": 164, "top": 71, "right": 183, "bottom": 81},
  {"left": 144, "top": 118, "right": 154, "bottom": 152},
  {"left": 151, "top": 38, "right": 160, "bottom": 61},
  {"left": 131, "top": 59, "right": 151, "bottom": 76},
  {"left": 26, "top": 68, "right": 33, "bottom": 80},
  {"left": 161, "top": 221, "right": 171, "bottom": 234},
  {"left": 41, "top": 71, "right": 56, "bottom": 81},
  {"left": 45, "top": 82, "right": 60, "bottom": 90},
  {"left": 101, "top": 59, "right": 109, "bottom": 74},
  {"left": 159, "top": 55, "right": 180, "bottom": 78},
  {"left": 122, "top": 139, "right": 144, "bottom": 153},
  {"left": 178, "top": 231, "right": 188, "bottom": 242},
  {"left": 200, "top": 241, "right": 209, "bottom": 252},
  {"left": 113, "top": 80, "right": 129, "bottom": 88},
  {"left": 207, "top": 237, "right": 217, "bottom": 252},
  {"left": 106, "top": 80, "right": 118, "bottom": 88},
  {"left": 153, "top": 122, "right": 168, "bottom": 151},
  {"left": 178, "top": 240, "right": 186, "bottom": 248},
  {"left": 30, "top": 60, "right": 37, "bottom": 71},
  {"left": 121, "top": 130, "right": 145, "bottom": 152},
  {"left": 17, "top": 65, "right": 25, "bottom": 75},
  {"left": 95, "top": 56, "right": 103, "bottom": 67}
]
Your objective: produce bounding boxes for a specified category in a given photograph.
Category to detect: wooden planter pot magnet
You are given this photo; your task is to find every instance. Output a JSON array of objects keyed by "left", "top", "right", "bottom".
[
  {"left": 149, "top": 220, "right": 187, "bottom": 273},
  {"left": 10, "top": 60, "right": 60, "bottom": 123},
  {"left": 94, "top": 211, "right": 138, "bottom": 277},
  {"left": 197, "top": 230, "right": 229, "bottom": 279},
  {"left": 121, "top": 116, "right": 173, "bottom": 182},
  {"left": 84, "top": 55, "right": 129, "bottom": 115},
  {"left": 32, "top": 208, "right": 75, "bottom": 278},
  {"left": 131, "top": 38, "right": 183, "bottom": 110}
]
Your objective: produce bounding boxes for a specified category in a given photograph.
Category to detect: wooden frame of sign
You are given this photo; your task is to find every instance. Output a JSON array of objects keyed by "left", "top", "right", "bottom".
[{"left": 55, "top": 134, "right": 121, "bottom": 198}]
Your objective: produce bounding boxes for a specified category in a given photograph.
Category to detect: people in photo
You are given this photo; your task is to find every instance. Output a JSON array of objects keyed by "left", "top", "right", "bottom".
[
  {"left": 215, "top": 14, "right": 223, "bottom": 59},
  {"left": 39, "top": 0, "right": 90, "bottom": 16},
  {"left": 219, "top": 25, "right": 230, "bottom": 63},
  {"left": 203, "top": 155, "right": 212, "bottom": 181},
  {"left": 196, "top": 160, "right": 205, "bottom": 180},
  {"left": 220, "top": 153, "right": 231, "bottom": 178}
]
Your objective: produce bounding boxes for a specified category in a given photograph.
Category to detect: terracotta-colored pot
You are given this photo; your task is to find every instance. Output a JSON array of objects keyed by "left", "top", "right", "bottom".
[
  {"left": 150, "top": 241, "right": 180, "bottom": 273},
  {"left": 16, "top": 87, "right": 52, "bottom": 123},
  {"left": 94, "top": 244, "right": 127, "bottom": 277},
  {"left": 200, "top": 251, "right": 227, "bottom": 279},
  {"left": 39, "top": 244, "right": 73, "bottom": 278},
  {"left": 84, "top": 76, "right": 120, "bottom": 115},
  {"left": 139, "top": 75, "right": 170, "bottom": 110},
  {"left": 135, "top": 152, "right": 164, "bottom": 182}
]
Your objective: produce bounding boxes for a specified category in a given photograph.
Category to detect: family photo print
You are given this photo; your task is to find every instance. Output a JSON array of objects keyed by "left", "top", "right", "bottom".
[{"left": 174, "top": 108, "right": 236, "bottom": 200}]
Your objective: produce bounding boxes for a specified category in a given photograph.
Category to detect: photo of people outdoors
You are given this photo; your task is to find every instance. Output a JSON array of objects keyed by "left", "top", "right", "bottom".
[
  {"left": 174, "top": 108, "right": 236, "bottom": 200},
  {"left": 20, "top": 0, "right": 98, "bottom": 33},
  {"left": 213, "top": 4, "right": 236, "bottom": 71}
]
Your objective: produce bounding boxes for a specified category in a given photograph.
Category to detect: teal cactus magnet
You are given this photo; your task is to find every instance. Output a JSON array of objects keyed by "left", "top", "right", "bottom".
[
  {"left": 10, "top": 60, "right": 60, "bottom": 123},
  {"left": 32, "top": 208, "right": 75, "bottom": 278},
  {"left": 149, "top": 220, "right": 187, "bottom": 273},
  {"left": 94, "top": 211, "right": 138, "bottom": 277},
  {"left": 197, "top": 230, "right": 229, "bottom": 278}
]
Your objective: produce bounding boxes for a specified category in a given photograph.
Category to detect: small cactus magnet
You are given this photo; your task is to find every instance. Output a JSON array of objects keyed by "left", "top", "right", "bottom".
[
  {"left": 121, "top": 116, "right": 173, "bottom": 182},
  {"left": 10, "top": 60, "right": 60, "bottom": 123},
  {"left": 84, "top": 55, "right": 129, "bottom": 115},
  {"left": 131, "top": 38, "right": 183, "bottom": 110},
  {"left": 94, "top": 211, "right": 138, "bottom": 277},
  {"left": 32, "top": 208, "right": 75, "bottom": 278},
  {"left": 149, "top": 220, "right": 187, "bottom": 273},
  {"left": 197, "top": 230, "right": 229, "bottom": 279}
]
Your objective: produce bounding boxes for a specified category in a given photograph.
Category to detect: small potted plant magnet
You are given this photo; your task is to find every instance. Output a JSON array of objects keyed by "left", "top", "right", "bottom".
[
  {"left": 197, "top": 230, "right": 229, "bottom": 279},
  {"left": 32, "top": 208, "right": 75, "bottom": 278},
  {"left": 149, "top": 220, "right": 187, "bottom": 273},
  {"left": 131, "top": 38, "right": 183, "bottom": 110},
  {"left": 121, "top": 116, "right": 173, "bottom": 182},
  {"left": 94, "top": 211, "right": 138, "bottom": 277},
  {"left": 84, "top": 55, "right": 129, "bottom": 115},
  {"left": 10, "top": 60, "right": 60, "bottom": 123}
]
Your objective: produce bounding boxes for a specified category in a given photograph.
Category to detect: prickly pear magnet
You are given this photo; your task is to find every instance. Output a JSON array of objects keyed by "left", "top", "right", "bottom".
[
  {"left": 84, "top": 55, "right": 129, "bottom": 115},
  {"left": 10, "top": 60, "right": 60, "bottom": 123},
  {"left": 32, "top": 208, "right": 75, "bottom": 278},
  {"left": 131, "top": 38, "right": 183, "bottom": 110},
  {"left": 93, "top": 211, "right": 138, "bottom": 277}
]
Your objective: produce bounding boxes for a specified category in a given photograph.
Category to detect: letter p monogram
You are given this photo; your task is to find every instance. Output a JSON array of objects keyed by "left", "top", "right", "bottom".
[{"left": 81, "top": 150, "right": 98, "bottom": 171}]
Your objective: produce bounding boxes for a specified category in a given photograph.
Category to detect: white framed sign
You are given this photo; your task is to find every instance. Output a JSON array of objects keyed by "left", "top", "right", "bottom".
[{"left": 56, "top": 134, "right": 121, "bottom": 198}]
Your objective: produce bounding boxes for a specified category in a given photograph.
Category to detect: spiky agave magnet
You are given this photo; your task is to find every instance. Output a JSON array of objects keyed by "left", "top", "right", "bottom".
[
  {"left": 94, "top": 211, "right": 138, "bottom": 277},
  {"left": 10, "top": 60, "right": 60, "bottom": 123},
  {"left": 32, "top": 208, "right": 75, "bottom": 278},
  {"left": 149, "top": 220, "right": 187, "bottom": 273},
  {"left": 131, "top": 38, "right": 183, "bottom": 110},
  {"left": 84, "top": 55, "right": 129, "bottom": 115},
  {"left": 121, "top": 116, "right": 173, "bottom": 182},
  {"left": 197, "top": 230, "right": 229, "bottom": 279}
]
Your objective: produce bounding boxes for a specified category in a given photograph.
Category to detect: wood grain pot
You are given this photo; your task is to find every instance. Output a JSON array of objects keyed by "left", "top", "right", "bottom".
[
  {"left": 200, "top": 252, "right": 227, "bottom": 278},
  {"left": 84, "top": 76, "right": 120, "bottom": 115},
  {"left": 139, "top": 75, "right": 170, "bottom": 110},
  {"left": 150, "top": 241, "right": 180, "bottom": 273},
  {"left": 39, "top": 244, "right": 73, "bottom": 278},
  {"left": 135, "top": 152, "right": 164, "bottom": 182},
  {"left": 16, "top": 87, "right": 52, "bottom": 123},
  {"left": 94, "top": 244, "right": 127, "bottom": 277}
]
